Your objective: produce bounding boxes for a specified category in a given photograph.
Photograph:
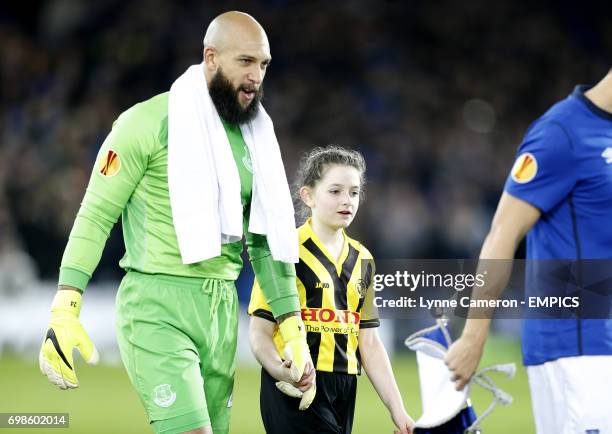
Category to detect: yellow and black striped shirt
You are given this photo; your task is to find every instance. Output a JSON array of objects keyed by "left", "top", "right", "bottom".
[{"left": 248, "top": 219, "right": 379, "bottom": 375}]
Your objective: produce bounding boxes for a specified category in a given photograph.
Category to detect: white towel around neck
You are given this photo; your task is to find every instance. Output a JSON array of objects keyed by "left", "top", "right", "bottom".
[{"left": 167, "top": 63, "right": 298, "bottom": 264}]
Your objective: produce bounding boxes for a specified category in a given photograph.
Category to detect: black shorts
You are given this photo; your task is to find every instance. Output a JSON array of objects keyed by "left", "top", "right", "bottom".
[{"left": 259, "top": 368, "right": 357, "bottom": 434}]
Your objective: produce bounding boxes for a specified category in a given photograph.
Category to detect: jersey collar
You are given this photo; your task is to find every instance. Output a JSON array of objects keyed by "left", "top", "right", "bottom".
[
  {"left": 572, "top": 84, "right": 612, "bottom": 121},
  {"left": 299, "top": 218, "right": 350, "bottom": 273}
]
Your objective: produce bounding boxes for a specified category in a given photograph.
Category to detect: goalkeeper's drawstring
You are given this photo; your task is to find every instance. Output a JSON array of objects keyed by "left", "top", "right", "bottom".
[
  {"left": 202, "top": 279, "right": 233, "bottom": 320},
  {"left": 200, "top": 279, "right": 234, "bottom": 352}
]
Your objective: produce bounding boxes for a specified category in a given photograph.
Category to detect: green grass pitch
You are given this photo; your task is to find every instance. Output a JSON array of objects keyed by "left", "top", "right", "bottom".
[{"left": 0, "top": 336, "right": 533, "bottom": 433}]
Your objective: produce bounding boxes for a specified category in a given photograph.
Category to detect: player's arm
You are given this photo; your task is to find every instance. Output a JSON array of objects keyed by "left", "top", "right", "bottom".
[
  {"left": 247, "top": 278, "right": 316, "bottom": 409},
  {"left": 248, "top": 316, "right": 313, "bottom": 390},
  {"left": 445, "top": 192, "right": 540, "bottom": 390},
  {"left": 246, "top": 233, "right": 313, "bottom": 380},
  {"left": 359, "top": 329, "right": 414, "bottom": 434},
  {"left": 248, "top": 316, "right": 285, "bottom": 382},
  {"left": 40, "top": 107, "right": 152, "bottom": 389},
  {"left": 58, "top": 107, "right": 152, "bottom": 290},
  {"left": 246, "top": 233, "right": 301, "bottom": 317}
]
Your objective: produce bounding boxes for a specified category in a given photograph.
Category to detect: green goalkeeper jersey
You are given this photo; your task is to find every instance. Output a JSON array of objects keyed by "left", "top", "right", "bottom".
[{"left": 59, "top": 92, "right": 299, "bottom": 317}]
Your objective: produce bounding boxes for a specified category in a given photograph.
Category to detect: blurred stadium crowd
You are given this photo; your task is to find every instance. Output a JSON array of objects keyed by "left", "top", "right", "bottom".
[{"left": 1, "top": 0, "right": 610, "bottom": 291}]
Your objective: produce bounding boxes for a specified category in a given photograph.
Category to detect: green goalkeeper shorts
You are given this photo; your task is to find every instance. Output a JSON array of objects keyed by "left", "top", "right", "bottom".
[{"left": 115, "top": 271, "right": 238, "bottom": 434}]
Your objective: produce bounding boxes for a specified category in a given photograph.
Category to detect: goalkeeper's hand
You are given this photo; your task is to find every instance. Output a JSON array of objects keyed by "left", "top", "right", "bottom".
[
  {"left": 278, "top": 315, "right": 311, "bottom": 381},
  {"left": 275, "top": 359, "right": 317, "bottom": 410},
  {"left": 277, "top": 315, "right": 316, "bottom": 409},
  {"left": 39, "top": 289, "right": 99, "bottom": 389}
]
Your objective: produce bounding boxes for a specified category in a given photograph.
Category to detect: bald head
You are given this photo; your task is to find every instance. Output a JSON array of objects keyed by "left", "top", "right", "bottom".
[
  {"left": 202, "top": 12, "right": 272, "bottom": 122},
  {"left": 202, "top": 11, "right": 271, "bottom": 85},
  {"left": 204, "top": 11, "right": 268, "bottom": 53}
]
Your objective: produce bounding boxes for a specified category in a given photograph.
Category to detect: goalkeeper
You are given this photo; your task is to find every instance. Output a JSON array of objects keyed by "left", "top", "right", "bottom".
[
  {"left": 249, "top": 146, "right": 414, "bottom": 434},
  {"left": 38, "top": 11, "right": 313, "bottom": 434}
]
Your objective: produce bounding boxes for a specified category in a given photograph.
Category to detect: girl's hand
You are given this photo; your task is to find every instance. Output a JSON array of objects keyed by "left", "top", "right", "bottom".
[
  {"left": 391, "top": 407, "right": 415, "bottom": 434},
  {"left": 274, "top": 360, "right": 317, "bottom": 410},
  {"left": 275, "top": 359, "right": 315, "bottom": 391}
]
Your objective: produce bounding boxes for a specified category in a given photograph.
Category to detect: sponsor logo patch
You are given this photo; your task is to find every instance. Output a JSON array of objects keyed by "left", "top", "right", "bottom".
[
  {"left": 301, "top": 307, "right": 360, "bottom": 324},
  {"left": 98, "top": 149, "right": 121, "bottom": 177},
  {"left": 511, "top": 152, "right": 537, "bottom": 183}
]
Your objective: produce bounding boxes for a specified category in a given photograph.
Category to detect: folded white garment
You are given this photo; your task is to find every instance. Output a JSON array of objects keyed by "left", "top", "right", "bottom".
[{"left": 168, "top": 63, "right": 298, "bottom": 264}]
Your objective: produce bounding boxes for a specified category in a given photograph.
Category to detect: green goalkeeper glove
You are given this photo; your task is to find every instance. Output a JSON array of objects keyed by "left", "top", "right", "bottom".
[{"left": 39, "top": 290, "right": 99, "bottom": 389}]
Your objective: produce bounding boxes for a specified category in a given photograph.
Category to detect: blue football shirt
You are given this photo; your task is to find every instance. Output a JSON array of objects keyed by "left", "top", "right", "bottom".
[{"left": 504, "top": 85, "right": 612, "bottom": 365}]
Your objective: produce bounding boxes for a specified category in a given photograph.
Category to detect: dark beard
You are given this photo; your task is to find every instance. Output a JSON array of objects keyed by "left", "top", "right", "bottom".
[{"left": 208, "top": 68, "right": 263, "bottom": 124}]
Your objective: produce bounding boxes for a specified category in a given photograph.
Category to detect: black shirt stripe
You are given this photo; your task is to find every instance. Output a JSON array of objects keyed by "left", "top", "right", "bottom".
[
  {"left": 296, "top": 255, "right": 323, "bottom": 308},
  {"left": 252, "top": 308, "right": 275, "bottom": 323},
  {"left": 340, "top": 245, "right": 360, "bottom": 310},
  {"left": 357, "top": 261, "right": 373, "bottom": 312}
]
